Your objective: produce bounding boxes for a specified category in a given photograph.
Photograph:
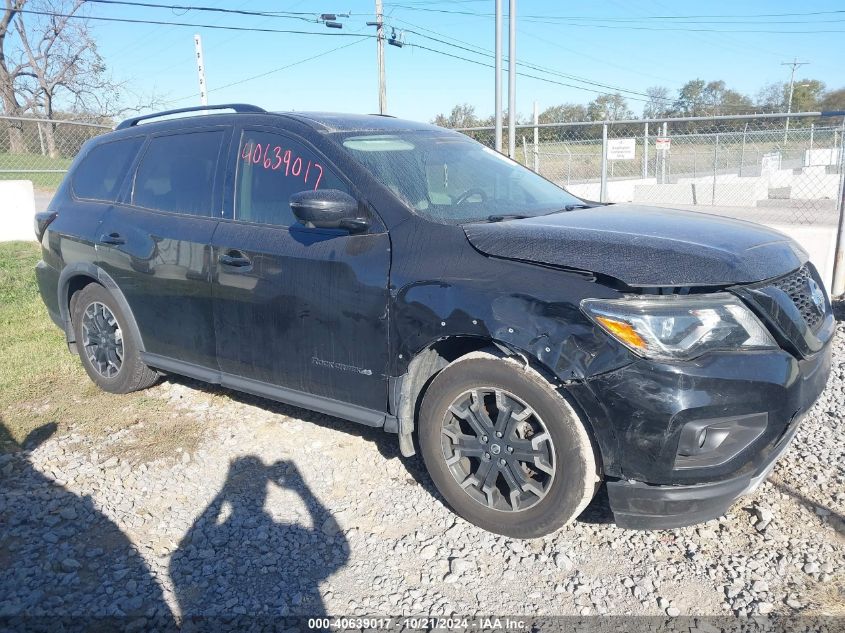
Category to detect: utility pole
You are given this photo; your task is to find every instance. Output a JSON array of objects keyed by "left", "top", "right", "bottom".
[
  {"left": 507, "top": 0, "right": 516, "bottom": 158},
  {"left": 375, "top": 0, "right": 386, "bottom": 114},
  {"left": 194, "top": 34, "right": 208, "bottom": 106},
  {"left": 782, "top": 57, "right": 809, "bottom": 143},
  {"left": 494, "top": 0, "right": 503, "bottom": 153}
]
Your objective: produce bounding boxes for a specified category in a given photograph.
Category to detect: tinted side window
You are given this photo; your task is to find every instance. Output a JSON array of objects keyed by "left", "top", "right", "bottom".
[
  {"left": 72, "top": 137, "right": 143, "bottom": 202},
  {"left": 236, "top": 131, "right": 349, "bottom": 227},
  {"left": 133, "top": 130, "right": 223, "bottom": 216}
]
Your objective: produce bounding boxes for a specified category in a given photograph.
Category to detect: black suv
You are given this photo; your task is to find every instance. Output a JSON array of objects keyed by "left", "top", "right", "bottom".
[{"left": 35, "top": 104, "right": 834, "bottom": 538}]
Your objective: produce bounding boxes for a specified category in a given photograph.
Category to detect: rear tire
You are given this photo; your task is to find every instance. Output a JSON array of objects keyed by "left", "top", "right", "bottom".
[
  {"left": 418, "top": 352, "right": 600, "bottom": 538},
  {"left": 71, "top": 284, "right": 158, "bottom": 394}
]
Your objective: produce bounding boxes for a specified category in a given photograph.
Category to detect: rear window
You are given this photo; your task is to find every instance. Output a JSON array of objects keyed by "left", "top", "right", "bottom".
[
  {"left": 71, "top": 137, "right": 143, "bottom": 202},
  {"left": 132, "top": 130, "right": 224, "bottom": 216}
]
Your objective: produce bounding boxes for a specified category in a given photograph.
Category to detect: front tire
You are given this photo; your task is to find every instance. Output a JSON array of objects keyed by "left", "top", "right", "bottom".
[
  {"left": 71, "top": 284, "right": 158, "bottom": 394},
  {"left": 418, "top": 352, "right": 600, "bottom": 538}
]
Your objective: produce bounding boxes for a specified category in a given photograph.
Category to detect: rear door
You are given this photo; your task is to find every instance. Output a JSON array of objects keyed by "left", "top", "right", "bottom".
[
  {"left": 95, "top": 125, "right": 230, "bottom": 370},
  {"left": 211, "top": 125, "right": 391, "bottom": 414}
]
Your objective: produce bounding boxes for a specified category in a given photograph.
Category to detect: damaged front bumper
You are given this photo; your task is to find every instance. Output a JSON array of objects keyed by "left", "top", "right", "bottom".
[
  {"left": 568, "top": 337, "right": 833, "bottom": 530},
  {"left": 606, "top": 414, "right": 802, "bottom": 529}
]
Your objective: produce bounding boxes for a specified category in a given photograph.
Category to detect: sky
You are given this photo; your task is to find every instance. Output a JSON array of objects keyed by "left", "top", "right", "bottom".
[{"left": 78, "top": 0, "right": 845, "bottom": 122}]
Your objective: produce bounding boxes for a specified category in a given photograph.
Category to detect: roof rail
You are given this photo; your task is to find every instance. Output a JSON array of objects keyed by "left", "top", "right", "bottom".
[{"left": 115, "top": 103, "right": 266, "bottom": 130}]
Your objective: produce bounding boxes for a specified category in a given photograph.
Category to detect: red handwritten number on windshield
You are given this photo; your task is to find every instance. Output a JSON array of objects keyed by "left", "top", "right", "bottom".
[{"left": 241, "top": 140, "right": 324, "bottom": 191}]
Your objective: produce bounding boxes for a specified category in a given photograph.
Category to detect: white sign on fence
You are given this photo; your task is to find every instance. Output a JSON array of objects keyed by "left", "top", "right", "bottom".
[
  {"left": 655, "top": 137, "right": 671, "bottom": 151},
  {"left": 761, "top": 151, "right": 781, "bottom": 175},
  {"left": 606, "top": 138, "right": 636, "bottom": 160}
]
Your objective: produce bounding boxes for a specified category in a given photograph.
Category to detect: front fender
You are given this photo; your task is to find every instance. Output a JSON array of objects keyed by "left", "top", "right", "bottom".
[{"left": 391, "top": 278, "right": 632, "bottom": 382}]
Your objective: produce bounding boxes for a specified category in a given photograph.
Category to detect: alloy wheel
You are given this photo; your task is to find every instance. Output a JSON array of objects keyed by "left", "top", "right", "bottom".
[
  {"left": 440, "top": 388, "right": 556, "bottom": 512},
  {"left": 81, "top": 301, "right": 124, "bottom": 379}
]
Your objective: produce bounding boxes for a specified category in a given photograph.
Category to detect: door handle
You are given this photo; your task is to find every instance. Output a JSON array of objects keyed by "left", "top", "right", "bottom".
[
  {"left": 99, "top": 232, "right": 125, "bottom": 245},
  {"left": 219, "top": 250, "right": 252, "bottom": 268}
]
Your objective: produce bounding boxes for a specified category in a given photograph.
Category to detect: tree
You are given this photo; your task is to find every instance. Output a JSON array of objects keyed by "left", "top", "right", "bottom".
[
  {"left": 538, "top": 102, "right": 587, "bottom": 123},
  {"left": 789, "top": 78, "right": 825, "bottom": 113},
  {"left": 0, "top": 0, "right": 146, "bottom": 155},
  {"left": 586, "top": 93, "right": 633, "bottom": 121},
  {"left": 702, "top": 80, "right": 753, "bottom": 115},
  {"left": 756, "top": 82, "right": 785, "bottom": 111},
  {"left": 0, "top": 1, "right": 30, "bottom": 153},
  {"left": 642, "top": 86, "right": 671, "bottom": 119},
  {"left": 11, "top": 0, "right": 120, "bottom": 156},
  {"left": 433, "top": 103, "right": 479, "bottom": 129},
  {"left": 672, "top": 79, "right": 707, "bottom": 117},
  {"left": 819, "top": 87, "right": 845, "bottom": 111}
]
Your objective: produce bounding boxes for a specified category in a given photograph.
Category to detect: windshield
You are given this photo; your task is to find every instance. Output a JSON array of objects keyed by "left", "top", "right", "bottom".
[{"left": 333, "top": 130, "right": 585, "bottom": 223}]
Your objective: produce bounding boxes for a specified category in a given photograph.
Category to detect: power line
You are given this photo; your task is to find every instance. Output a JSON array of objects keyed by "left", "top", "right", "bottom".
[
  {"left": 514, "top": 22, "right": 845, "bottom": 34},
  {"left": 84, "top": 0, "right": 324, "bottom": 20},
  {"left": 397, "top": 26, "right": 678, "bottom": 104},
  {"left": 15, "top": 8, "right": 373, "bottom": 36},
  {"left": 385, "top": 4, "right": 845, "bottom": 21},
  {"left": 407, "top": 42, "right": 657, "bottom": 105},
  {"left": 381, "top": 4, "right": 845, "bottom": 32},
  {"left": 394, "top": 23, "right": 766, "bottom": 111},
  {"left": 163, "top": 37, "right": 370, "bottom": 105}
]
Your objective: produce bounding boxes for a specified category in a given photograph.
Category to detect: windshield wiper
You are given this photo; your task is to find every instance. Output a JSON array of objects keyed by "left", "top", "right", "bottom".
[
  {"left": 562, "top": 204, "right": 595, "bottom": 211},
  {"left": 485, "top": 214, "right": 530, "bottom": 222}
]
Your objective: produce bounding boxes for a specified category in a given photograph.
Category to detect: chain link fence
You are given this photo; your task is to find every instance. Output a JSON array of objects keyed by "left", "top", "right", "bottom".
[
  {"left": 459, "top": 112, "right": 845, "bottom": 228},
  {"left": 0, "top": 115, "right": 111, "bottom": 189},
  {"left": 1, "top": 112, "right": 843, "bottom": 292}
]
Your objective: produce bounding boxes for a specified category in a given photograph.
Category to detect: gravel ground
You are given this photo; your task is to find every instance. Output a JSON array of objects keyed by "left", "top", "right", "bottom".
[{"left": 1, "top": 312, "right": 843, "bottom": 624}]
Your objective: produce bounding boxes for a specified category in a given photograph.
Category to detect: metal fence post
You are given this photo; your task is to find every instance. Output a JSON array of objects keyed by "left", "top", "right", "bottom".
[
  {"left": 642, "top": 121, "right": 649, "bottom": 179},
  {"left": 832, "top": 121, "right": 845, "bottom": 297},
  {"left": 36, "top": 122, "right": 45, "bottom": 156},
  {"left": 739, "top": 123, "right": 747, "bottom": 177},
  {"left": 600, "top": 123, "right": 608, "bottom": 202},
  {"left": 532, "top": 101, "right": 539, "bottom": 173},
  {"left": 808, "top": 123, "right": 814, "bottom": 165},
  {"left": 660, "top": 122, "right": 667, "bottom": 184},
  {"left": 712, "top": 133, "right": 719, "bottom": 205}
]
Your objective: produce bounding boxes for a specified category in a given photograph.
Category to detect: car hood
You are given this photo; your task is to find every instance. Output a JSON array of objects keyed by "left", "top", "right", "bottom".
[{"left": 462, "top": 204, "right": 807, "bottom": 287}]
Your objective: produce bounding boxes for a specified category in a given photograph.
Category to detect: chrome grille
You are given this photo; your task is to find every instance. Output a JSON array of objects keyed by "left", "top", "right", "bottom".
[{"left": 771, "top": 264, "right": 824, "bottom": 331}]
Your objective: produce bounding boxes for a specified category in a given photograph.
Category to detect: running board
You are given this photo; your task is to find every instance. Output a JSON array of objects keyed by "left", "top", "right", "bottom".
[{"left": 142, "top": 353, "right": 393, "bottom": 429}]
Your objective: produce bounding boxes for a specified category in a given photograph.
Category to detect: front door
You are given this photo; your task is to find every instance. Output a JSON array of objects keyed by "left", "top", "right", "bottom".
[{"left": 211, "top": 127, "right": 391, "bottom": 413}]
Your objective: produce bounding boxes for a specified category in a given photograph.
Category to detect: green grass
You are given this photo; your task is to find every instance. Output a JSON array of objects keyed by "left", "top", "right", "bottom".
[
  {"left": 0, "top": 242, "right": 84, "bottom": 450},
  {"left": 0, "top": 242, "right": 204, "bottom": 459},
  {"left": 0, "top": 242, "right": 80, "bottom": 401},
  {"left": 0, "top": 152, "right": 70, "bottom": 189}
]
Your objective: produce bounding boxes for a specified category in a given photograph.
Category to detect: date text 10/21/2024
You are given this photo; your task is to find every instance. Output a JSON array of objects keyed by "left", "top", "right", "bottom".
[{"left": 241, "top": 140, "right": 325, "bottom": 191}]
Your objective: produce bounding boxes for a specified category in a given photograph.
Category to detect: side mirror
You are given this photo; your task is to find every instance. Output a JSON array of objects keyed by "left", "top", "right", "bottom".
[{"left": 290, "top": 189, "right": 368, "bottom": 232}]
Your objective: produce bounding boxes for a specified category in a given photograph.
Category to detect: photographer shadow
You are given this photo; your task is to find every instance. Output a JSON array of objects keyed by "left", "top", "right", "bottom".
[
  {"left": 169, "top": 456, "right": 349, "bottom": 621},
  {"left": 0, "top": 418, "right": 175, "bottom": 629}
]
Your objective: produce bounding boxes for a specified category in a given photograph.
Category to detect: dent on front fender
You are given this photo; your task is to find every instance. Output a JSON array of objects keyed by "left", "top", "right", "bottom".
[{"left": 391, "top": 279, "right": 632, "bottom": 381}]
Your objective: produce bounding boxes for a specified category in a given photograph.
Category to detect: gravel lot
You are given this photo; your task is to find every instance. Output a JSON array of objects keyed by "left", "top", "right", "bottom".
[{"left": 1, "top": 309, "right": 843, "bottom": 624}]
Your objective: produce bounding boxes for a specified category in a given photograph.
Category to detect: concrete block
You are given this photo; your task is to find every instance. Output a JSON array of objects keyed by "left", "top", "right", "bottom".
[
  {"left": 763, "top": 223, "right": 837, "bottom": 291},
  {"left": 0, "top": 180, "right": 36, "bottom": 242},
  {"left": 633, "top": 183, "right": 695, "bottom": 205},
  {"left": 707, "top": 181, "right": 769, "bottom": 207}
]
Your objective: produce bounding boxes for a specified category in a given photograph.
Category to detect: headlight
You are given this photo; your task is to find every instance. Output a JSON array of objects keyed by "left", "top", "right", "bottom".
[{"left": 581, "top": 294, "right": 777, "bottom": 360}]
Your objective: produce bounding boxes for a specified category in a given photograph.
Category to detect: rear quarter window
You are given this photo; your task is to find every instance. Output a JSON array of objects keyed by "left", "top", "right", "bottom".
[{"left": 71, "top": 137, "right": 144, "bottom": 202}]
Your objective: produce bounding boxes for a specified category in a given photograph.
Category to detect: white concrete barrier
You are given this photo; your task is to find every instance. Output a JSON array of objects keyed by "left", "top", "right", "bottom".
[
  {"left": 762, "top": 223, "right": 837, "bottom": 292},
  {"left": 565, "top": 179, "right": 658, "bottom": 203},
  {"left": 708, "top": 181, "right": 769, "bottom": 207},
  {"left": 633, "top": 183, "right": 695, "bottom": 205},
  {"left": 0, "top": 180, "right": 36, "bottom": 242}
]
